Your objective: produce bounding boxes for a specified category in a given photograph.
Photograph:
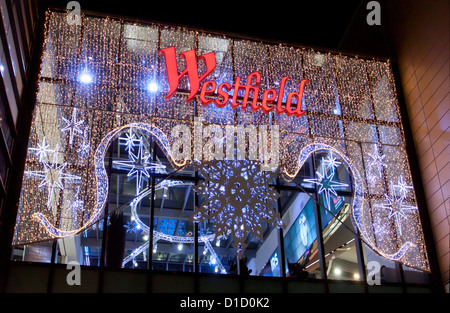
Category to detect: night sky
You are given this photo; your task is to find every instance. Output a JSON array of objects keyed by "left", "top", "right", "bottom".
[{"left": 46, "top": 0, "right": 363, "bottom": 50}]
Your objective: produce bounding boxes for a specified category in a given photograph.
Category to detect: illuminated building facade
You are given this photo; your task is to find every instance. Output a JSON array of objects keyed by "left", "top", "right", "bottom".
[{"left": 0, "top": 2, "right": 446, "bottom": 293}]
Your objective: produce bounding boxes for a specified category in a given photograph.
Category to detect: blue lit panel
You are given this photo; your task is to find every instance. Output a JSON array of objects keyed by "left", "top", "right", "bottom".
[
  {"left": 284, "top": 198, "right": 316, "bottom": 266},
  {"left": 157, "top": 218, "right": 177, "bottom": 236}
]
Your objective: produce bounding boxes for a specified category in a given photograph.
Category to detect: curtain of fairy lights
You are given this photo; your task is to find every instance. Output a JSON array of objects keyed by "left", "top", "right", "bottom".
[{"left": 13, "top": 10, "right": 429, "bottom": 271}]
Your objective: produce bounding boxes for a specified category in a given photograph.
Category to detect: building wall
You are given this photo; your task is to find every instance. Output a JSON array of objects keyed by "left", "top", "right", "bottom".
[
  {"left": 0, "top": 0, "right": 38, "bottom": 226},
  {"left": 385, "top": 0, "right": 449, "bottom": 291}
]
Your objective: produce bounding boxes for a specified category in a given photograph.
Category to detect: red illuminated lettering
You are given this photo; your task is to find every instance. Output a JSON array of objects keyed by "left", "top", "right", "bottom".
[
  {"left": 284, "top": 79, "right": 309, "bottom": 117},
  {"left": 243, "top": 72, "right": 261, "bottom": 110},
  {"left": 159, "top": 46, "right": 216, "bottom": 103},
  {"left": 214, "top": 82, "right": 231, "bottom": 108},
  {"left": 199, "top": 80, "right": 216, "bottom": 106},
  {"left": 160, "top": 47, "right": 309, "bottom": 118},
  {"left": 231, "top": 76, "right": 243, "bottom": 109},
  {"left": 275, "top": 77, "right": 290, "bottom": 115},
  {"left": 261, "top": 89, "right": 277, "bottom": 113}
]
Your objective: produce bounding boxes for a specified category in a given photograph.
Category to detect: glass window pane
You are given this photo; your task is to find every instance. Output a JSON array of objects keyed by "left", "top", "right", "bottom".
[
  {"left": 78, "top": 17, "right": 121, "bottom": 86},
  {"left": 378, "top": 125, "right": 403, "bottom": 145},
  {"left": 40, "top": 13, "right": 81, "bottom": 81},
  {"left": 335, "top": 56, "right": 374, "bottom": 120},
  {"left": 283, "top": 195, "right": 321, "bottom": 280},
  {"left": 197, "top": 35, "right": 234, "bottom": 125},
  {"left": 322, "top": 197, "right": 361, "bottom": 282},
  {"left": 303, "top": 50, "right": 341, "bottom": 115},
  {"left": 345, "top": 121, "right": 378, "bottom": 143},
  {"left": 310, "top": 116, "right": 344, "bottom": 139},
  {"left": 21, "top": 240, "right": 54, "bottom": 263},
  {"left": 366, "top": 60, "right": 400, "bottom": 123},
  {"left": 361, "top": 142, "right": 386, "bottom": 195},
  {"left": 119, "top": 24, "right": 159, "bottom": 90},
  {"left": 159, "top": 27, "right": 196, "bottom": 93}
]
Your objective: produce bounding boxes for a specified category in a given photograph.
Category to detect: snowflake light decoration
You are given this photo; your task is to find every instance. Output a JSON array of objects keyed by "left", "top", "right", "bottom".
[
  {"left": 323, "top": 151, "right": 341, "bottom": 171},
  {"left": 77, "top": 130, "right": 91, "bottom": 158},
  {"left": 192, "top": 160, "right": 284, "bottom": 258},
  {"left": 124, "top": 221, "right": 141, "bottom": 234}
]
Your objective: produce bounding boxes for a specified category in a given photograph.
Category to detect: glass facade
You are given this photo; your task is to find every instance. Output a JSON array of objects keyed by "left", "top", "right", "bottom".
[{"left": 8, "top": 9, "right": 436, "bottom": 291}]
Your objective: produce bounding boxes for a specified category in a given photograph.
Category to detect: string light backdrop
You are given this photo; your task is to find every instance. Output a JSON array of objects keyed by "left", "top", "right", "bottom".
[{"left": 13, "top": 10, "right": 429, "bottom": 272}]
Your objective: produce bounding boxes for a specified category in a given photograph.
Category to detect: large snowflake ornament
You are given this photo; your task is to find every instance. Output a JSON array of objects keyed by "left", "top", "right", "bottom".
[{"left": 192, "top": 160, "right": 284, "bottom": 258}]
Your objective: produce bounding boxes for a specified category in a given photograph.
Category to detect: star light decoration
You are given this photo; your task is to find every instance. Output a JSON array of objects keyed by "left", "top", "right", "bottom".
[
  {"left": 25, "top": 144, "right": 81, "bottom": 209},
  {"left": 61, "top": 108, "right": 85, "bottom": 146},
  {"left": 304, "top": 152, "right": 349, "bottom": 212},
  {"left": 366, "top": 146, "right": 387, "bottom": 182},
  {"left": 393, "top": 175, "right": 413, "bottom": 199},
  {"left": 375, "top": 176, "right": 417, "bottom": 236},
  {"left": 113, "top": 135, "right": 166, "bottom": 194},
  {"left": 120, "top": 127, "right": 140, "bottom": 152},
  {"left": 192, "top": 159, "right": 284, "bottom": 258},
  {"left": 28, "top": 136, "right": 52, "bottom": 162}
]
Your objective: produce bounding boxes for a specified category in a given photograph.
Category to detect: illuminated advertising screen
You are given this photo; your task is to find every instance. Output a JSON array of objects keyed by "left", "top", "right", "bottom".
[{"left": 283, "top": 198, "right": 316, "bottom": 266}]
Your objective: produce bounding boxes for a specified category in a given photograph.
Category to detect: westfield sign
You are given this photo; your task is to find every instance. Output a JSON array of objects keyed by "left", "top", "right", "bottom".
[{"left": 159, "top": 46, "right": 309, "bottom": 118}]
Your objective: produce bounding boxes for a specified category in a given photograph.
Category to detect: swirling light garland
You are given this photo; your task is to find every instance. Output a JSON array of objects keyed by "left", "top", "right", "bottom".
[
  {"left": 283, "top": 143, "right": 417, "bottom": 262},
  {"left": 31, "top": 123, "right": 184, "bottom": 239}
]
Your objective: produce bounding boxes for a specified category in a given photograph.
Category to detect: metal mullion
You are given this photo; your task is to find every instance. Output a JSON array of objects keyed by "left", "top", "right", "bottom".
[
  {"left": 275, "top": 179, "right": 287, "bottom": 292},
  {"left": 0, "top": 78, "right": 18, "bottom": 138},
  {"left": 0, "top": 14, "right": 21, "bottom": 108},
  {"left": 193, "top": 170, "right": 199, "bottom": 292},
  {"left": 147, "top": 136, "right": 158, "bottom": 293},
  {"left": 311, "top": 152, "right": 329, "bottom": 291},
  {"left": 98, "top": 19, "right": 125, "bottom": 293},
  {"left": 0, "top": 124, "right": 13, "bottom": 166},
  {"left": 46, "top": 238, "right": 58, "bottom": 293},
  {"left": 12, "top": 0, "right": 31, "bottom": 65},
  {"left": 45, "top": 6, "right": 392, "bottom": 63},
  {"left": 20, "top": 0, "right": 33, "bottom": 40},
  {"left": 4, "top": 0, "right": 26, "bottom": 81},
  {"left": 97, "top": 145, "right": 114, "bottom": 292}
]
